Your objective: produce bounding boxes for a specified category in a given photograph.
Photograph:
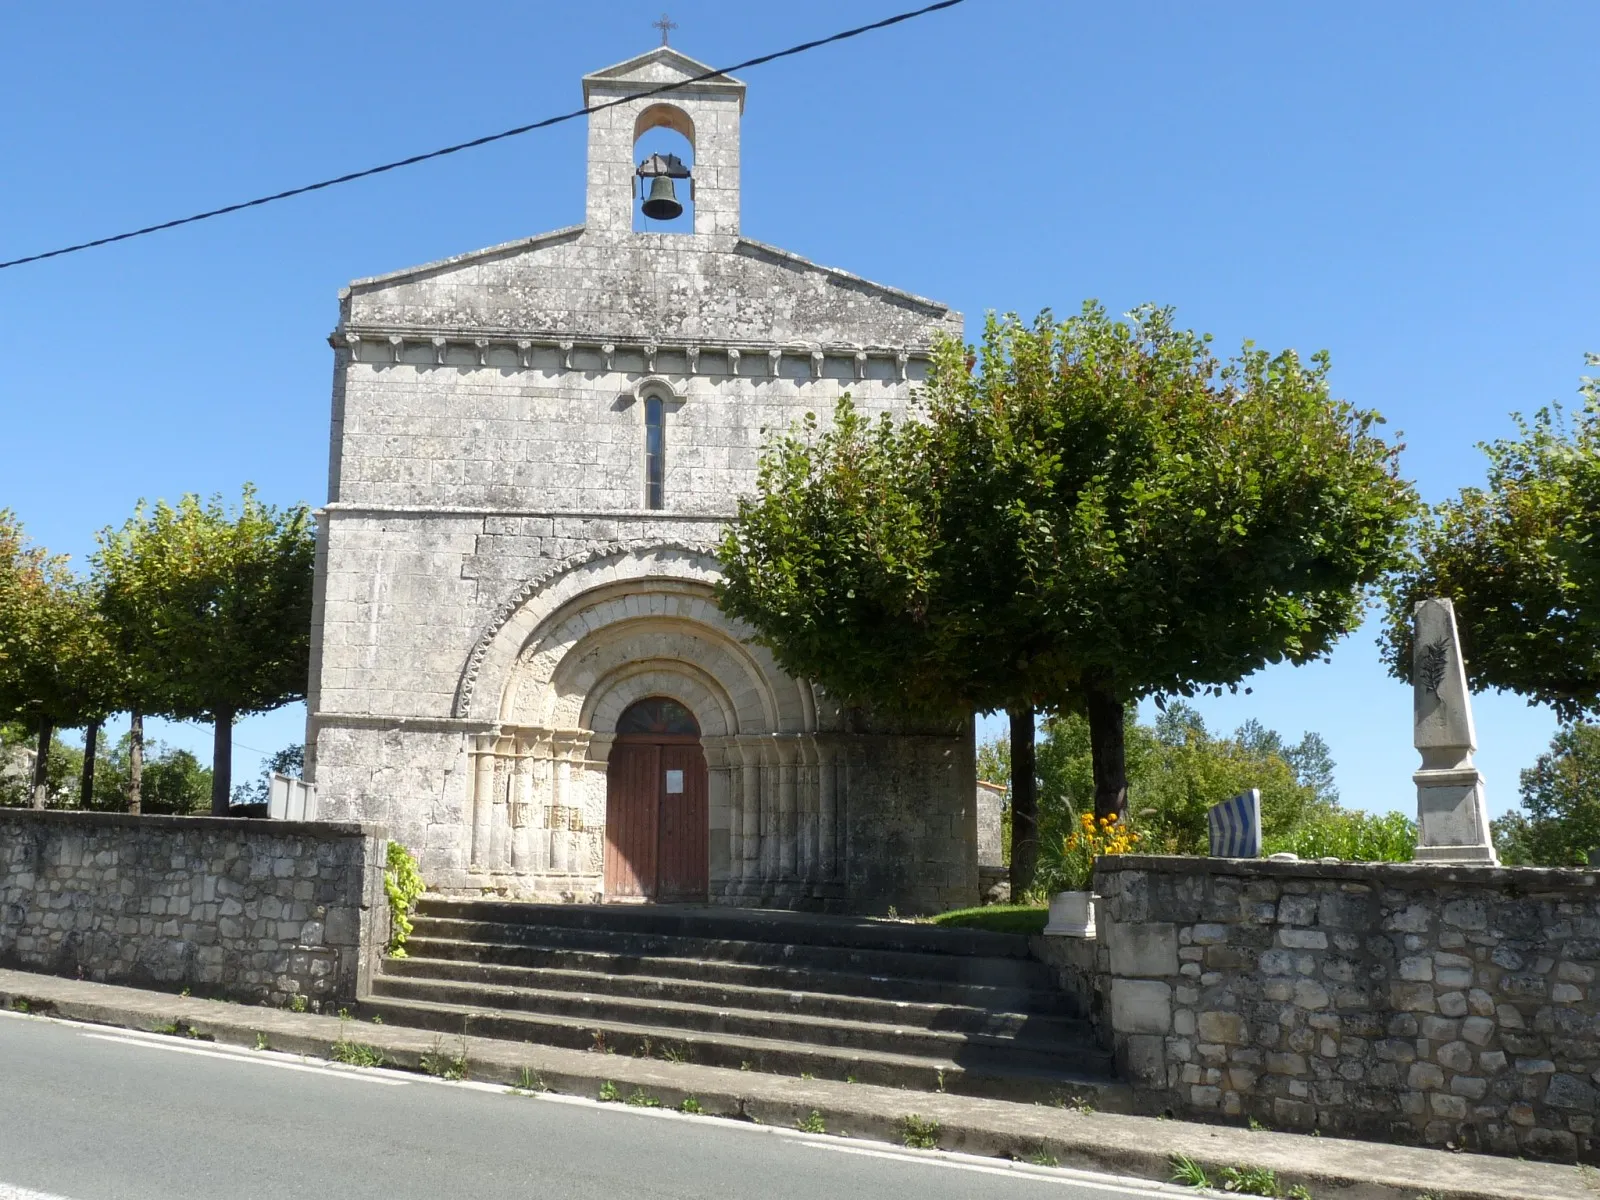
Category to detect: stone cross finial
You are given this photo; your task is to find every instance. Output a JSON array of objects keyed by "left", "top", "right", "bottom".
[
  {"left": 1412, "top": 597, "right": 1498, "bottom": 864},
  {"left": 653, "top": 13, "right": 677, "bottom": 45}
]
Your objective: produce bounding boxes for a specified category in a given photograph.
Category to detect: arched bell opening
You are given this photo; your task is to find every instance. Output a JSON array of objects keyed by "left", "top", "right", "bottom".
[
  {"left": 603, "top": 696, "right": 709, "bottom": 902},
  {"left": 632, "top": 103, "right": 695, "bottom": 233}
]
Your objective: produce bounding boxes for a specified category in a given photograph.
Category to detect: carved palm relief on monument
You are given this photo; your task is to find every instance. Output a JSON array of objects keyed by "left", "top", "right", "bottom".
[{"left": 604, "top": 697, "right": 709, "bottom": 901}]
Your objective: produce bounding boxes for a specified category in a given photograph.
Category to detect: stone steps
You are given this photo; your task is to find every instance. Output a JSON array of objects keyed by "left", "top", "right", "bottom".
[
  {"left": 382, "top": 953, "right": 1072, "bottom": 1034},
  {"left": 405, "top": 914, "right": 1048, "bottom": 990},
  {"left": 366, "top": 899, "right": 1122, "bottom": 1105},
  {"left": 397, "top": 934, "right": 1054, "bottom": 1011}
]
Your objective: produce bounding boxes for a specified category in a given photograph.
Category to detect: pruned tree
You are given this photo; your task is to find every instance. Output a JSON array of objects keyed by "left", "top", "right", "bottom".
[
  {"left": 0, "top": 512, "right": 117, "bottom": 807},
  {"left": 1381, "top": 356, "right": 1600, "bottom": 719},
  {"left": 719, "top": 305, "right": 1415, "bottom": 893},
  {"left": 93, "top": 486, "right": 316, "bottom": 814}
]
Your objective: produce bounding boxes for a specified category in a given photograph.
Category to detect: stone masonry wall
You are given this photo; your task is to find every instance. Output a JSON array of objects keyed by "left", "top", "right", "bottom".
[
  {"left": 1095, "top": 854, "right": 1600, "bottom": 1163},
  {"left": 0, "top": 811, "right": 386, "bottom": 1009}
]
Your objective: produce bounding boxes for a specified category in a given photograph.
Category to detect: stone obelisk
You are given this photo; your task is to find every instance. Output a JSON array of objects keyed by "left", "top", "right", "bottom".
[{"left": 1412, "top": 598, "right": 1498, "bottom": 864}]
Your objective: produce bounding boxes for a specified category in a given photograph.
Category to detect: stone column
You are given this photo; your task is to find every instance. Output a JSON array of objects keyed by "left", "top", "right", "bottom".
[
  {"left": 760, "top": 739, "right": 781, "bottom": 883},
  {"left": 509, "top": 734, "right": 533, "bottom": 874},
  {"left": 738, "top": 738, "right": 762, "bottom": 887},
  {"left": 817, "top": 737, "right": 838, "bottom": 880},
  {"left": 469, "top": 733, "right": 496, "bottom": 870},
  {"left": 488, "top": 735, "right": 513, "bottom": 871},
  {"left": 1412, "top": 597, "right": 1498, "bottom": 864},
  {"left": 796, "top": 737, "right": 819, "bottom": 883},
  {"left": 551, "top": 734, "right": 573, "bottom": 875},
  {"left": 776, "top": 738, "right": 798, "bottom": 881},
  {"left": 531, "top": 731, "right": 553, "bottom": 873}
]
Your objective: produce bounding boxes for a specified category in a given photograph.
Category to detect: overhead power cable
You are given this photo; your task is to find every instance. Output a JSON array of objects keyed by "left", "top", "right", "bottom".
[{"left": 0, "top": 0, "right": 967, "bottom": 272}]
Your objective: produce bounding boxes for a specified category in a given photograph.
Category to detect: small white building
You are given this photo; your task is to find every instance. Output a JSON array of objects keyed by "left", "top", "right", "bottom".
[{"left": 305, "top": 46, "right": 976, "bottom": 913}]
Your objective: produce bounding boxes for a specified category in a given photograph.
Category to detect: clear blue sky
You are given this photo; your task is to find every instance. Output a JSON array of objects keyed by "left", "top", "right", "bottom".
[{"left": 2, "top": 2, "right": 1595, "bottom": 812}]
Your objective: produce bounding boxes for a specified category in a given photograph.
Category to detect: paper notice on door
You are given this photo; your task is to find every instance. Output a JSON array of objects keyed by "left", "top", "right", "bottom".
[{"left": 665, "top": 770, "right": 684, "bottom": 794}]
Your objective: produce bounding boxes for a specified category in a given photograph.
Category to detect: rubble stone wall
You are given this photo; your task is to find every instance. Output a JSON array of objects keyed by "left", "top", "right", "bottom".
[
  {"left": 0, "top": 810, "right": 386, "bottom": 1009},
  {"left": 1094, "top": 854, "right": 1600, "bottom": 1163}
]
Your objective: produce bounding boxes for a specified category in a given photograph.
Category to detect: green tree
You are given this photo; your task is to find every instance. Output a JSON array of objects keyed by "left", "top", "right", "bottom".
[
  {"left": 89, "top": 732, "right": 212, "bottom": 815},
  {"left": 1381, "top": 356, "right": 1600, "bottom": 717},
  {"left": 1490, "top": 723, "right": 1600, "bottom": 866},
  {"left": 719, "top": 305, "right": 1414, "bottom": 891},
  {"left": 93, "top": 486, "right": 316, "bottom": 814},
  {"left": 1035, "top": 704, "right": 1332, "bottom": 860},
  {"left": 0, "top": 722, "right": 84, "bottom": 808},
  {"left": 0, "top": 512, "right": 118, "bottom": 807}
]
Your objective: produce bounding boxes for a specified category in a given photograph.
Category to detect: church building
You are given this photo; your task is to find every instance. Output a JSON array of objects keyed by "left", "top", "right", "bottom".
[{"left": 305, "top": 46, "right": 977, "bottom": 914}]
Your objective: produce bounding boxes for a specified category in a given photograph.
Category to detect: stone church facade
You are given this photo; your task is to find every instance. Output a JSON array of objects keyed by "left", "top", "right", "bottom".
[{"left": 305, "top": 47, "right": 977, "bottom": 914}]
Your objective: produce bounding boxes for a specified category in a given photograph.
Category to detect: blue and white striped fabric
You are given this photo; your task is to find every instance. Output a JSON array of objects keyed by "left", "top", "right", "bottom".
[{"left": 1209, "top": 789, "right": 1262, "bottom": 858}]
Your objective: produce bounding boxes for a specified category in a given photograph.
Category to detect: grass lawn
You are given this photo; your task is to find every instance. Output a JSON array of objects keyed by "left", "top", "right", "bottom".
[{"left": 926, "top": 904, "right": 1047, "bottom": 936}]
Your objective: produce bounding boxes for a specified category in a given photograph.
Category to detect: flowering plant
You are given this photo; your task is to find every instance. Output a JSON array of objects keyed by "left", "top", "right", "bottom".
[{"left": 1050, "top": 812, "right": 1141, "bottom": 892}]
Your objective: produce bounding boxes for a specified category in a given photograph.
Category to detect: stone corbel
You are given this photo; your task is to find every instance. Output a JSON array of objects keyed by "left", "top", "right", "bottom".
[
  {"left": 853, "top": 350, "right": 868, "bottom": 381},
  {"left": 517, "top": 340, "right": 534, "bottom": 369},
  {"left": 895, "top": 350, "right": 910, "bottom": 381},
  {"left": 474, "top": 338, "right": 490, "bottom": 367},
  {"left": 686, "top": 346, "right": 700, "bottom": 375},
  {"left": 559, "top": 340, "right": 575, "bottom": 370},
  {"left": 767, "top": 348, "right": 783, "bottom": 377},
  {"left": 643, "top": 343, "right": 659, "bottom": 373},
  {"left": 602, "top": 343, "right": 615, "bottom": 371},
  {"left": 344, "top": 332, "right": 363, "bottom": 362},
  {"left": 727, "top": 348, "right": 741, "bottom": 376},
  {"left": 810, "top": 349, "right": 825, "bottom": 380},
  {"left": 387, "top": 334, "right": 404, "bottom": 364},
  {"left": 431, "top": 336, "right": 448, "bottom": 366}
]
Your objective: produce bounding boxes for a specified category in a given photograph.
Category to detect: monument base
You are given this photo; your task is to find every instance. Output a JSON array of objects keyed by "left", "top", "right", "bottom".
[{"left": 1414, "top": 768, "right": 1499, "bottom": 866}]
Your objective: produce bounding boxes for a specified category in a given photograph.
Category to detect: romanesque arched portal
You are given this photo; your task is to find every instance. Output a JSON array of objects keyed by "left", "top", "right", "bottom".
[{"left": 455, "top": 547, "right": 849, "bottom": 905}]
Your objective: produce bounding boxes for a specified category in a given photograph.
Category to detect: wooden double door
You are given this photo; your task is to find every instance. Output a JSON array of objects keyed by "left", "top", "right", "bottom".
[{"left": 603, "top": 735, "right": 709, "bottom": 902}]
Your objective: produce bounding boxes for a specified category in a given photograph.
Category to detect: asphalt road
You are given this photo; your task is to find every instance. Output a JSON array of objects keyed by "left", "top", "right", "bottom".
[{"left": 0, "top": 1012, "right": 1188, "bottom": 1200}]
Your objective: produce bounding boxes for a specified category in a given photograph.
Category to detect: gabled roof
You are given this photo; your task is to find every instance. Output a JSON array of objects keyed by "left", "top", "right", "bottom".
[{"left": 581, "top": 46, "right": 745, "bottom": 107}]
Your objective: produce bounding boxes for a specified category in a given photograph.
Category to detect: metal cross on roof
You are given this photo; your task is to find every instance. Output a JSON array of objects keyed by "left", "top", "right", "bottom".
[{"left": 652, "top": 13, "right": 676, "bottom": 45}]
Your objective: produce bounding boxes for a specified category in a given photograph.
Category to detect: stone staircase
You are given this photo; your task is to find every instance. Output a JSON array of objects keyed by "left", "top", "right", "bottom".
[{"left": 362, "top": 898, "right": 1127, "bottom": 1106}]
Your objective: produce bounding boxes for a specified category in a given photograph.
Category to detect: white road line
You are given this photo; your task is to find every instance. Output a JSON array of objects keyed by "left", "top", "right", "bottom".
[
  {"left": 80, "top": 1034, "right": 410, "bottom": 1085},
  {"left": 803, "top": 1142, "right": 1192, "bottom": 1197},
  {"left": 0, "top": 1183, "right": 79, "bottom": 1200}
]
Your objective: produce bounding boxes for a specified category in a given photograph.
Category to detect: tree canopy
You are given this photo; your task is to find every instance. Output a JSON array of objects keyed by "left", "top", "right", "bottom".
[
  {"left": 719, "top": 304, "right": 1416, "bottom": 888},
  {"left": 1382, "top": 356, "right": 1600, "bottom": 720},
  {"left": 0, "top": 512, "right": 120, "bottom": 806},
  {"left": 93, "top": 486, "right": 316, "bottom": 813},
  {"left": 1493, "top": 722, "right": 1600, "bottom": 866}
]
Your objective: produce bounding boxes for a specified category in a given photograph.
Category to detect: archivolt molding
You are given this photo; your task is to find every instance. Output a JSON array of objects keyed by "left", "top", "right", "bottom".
[
  {"left": 453, "top": 540, "right": 723, "bottom": 720},
  {"left": 524, "top": 612, "right": 777, "bottom": 733}
]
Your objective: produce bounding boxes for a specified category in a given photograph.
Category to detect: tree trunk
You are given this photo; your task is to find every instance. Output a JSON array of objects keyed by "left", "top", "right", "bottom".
[
  {"left": 30, "top": 719, "right": 53, "bottom": 810},
  {"left": 79, "top": 718, "right": 100, "bottom": 808},
  {"left": 1085, "top": 686, "right": 1129, "bottom": 823},
  {"left": 1007, "top": 706, "right": 1038, "bottom": 899},
  {"left": 128, "top": 710, "right": 143, "bottom": 816},
  {"left": 210, "top": 710, "right": 234, "bottom": 815}
]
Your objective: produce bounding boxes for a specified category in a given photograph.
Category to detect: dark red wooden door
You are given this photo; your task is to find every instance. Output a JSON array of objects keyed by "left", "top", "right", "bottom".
[
  {"left": 604, "top": 737, "right": 708, "bottom": 901},
  {"left": 604, "top": 742, "right": 660, "bottom": 898},
  {"left": 656, "top": 741, "right": 709, "bottom": 902}
]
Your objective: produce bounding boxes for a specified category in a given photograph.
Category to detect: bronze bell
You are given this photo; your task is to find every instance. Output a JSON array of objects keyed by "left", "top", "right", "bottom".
[{"left": 641, "top": 175, "right": 683, "bottom": 221}]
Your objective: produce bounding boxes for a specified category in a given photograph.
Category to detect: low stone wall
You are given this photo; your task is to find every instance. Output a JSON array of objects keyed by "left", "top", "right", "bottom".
[
  {"left": 1093, "top": 854, "right": 1600, "bottom": 1163},
  {"left": 0, "top": 810, "right": 386, "bottom": 1009}
]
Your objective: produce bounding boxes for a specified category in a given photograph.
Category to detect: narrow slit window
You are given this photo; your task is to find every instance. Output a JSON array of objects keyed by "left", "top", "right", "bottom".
[{"left": 645, "top": 394, "right": 665, "bottom": 509}]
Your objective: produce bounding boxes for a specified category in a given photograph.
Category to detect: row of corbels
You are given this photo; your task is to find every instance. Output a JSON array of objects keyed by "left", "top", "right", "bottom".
[{"left": 335, "top": 329, "right": 921, "bottom": 381}]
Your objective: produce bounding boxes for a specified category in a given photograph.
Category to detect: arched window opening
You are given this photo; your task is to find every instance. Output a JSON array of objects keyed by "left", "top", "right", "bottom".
[
  {"left": 644, "top": 392, "right": 665, "bottom": 509},
  {"left": 633, "top": 105, "right": 695, "bottom": 233},
  {"left": 616, "top": 696, "right": 700, "bottom": 737}
]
